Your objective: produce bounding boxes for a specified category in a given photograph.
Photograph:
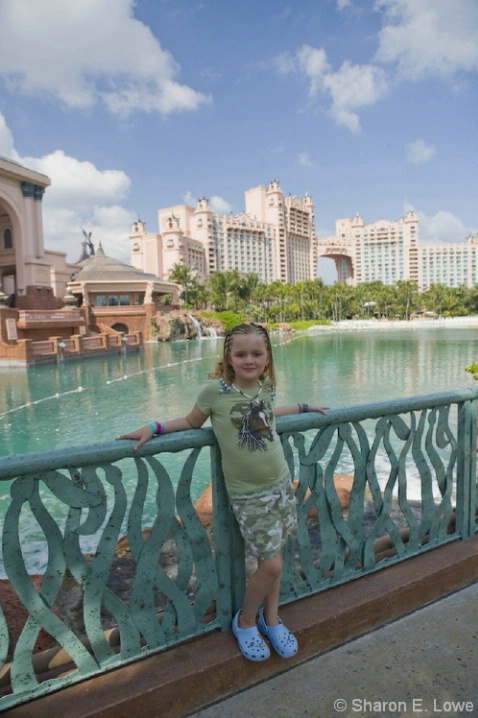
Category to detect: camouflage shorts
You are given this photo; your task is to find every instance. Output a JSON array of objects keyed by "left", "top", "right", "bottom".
[{"left": 229, "top": 477, "right": 298, "bottom": 560}]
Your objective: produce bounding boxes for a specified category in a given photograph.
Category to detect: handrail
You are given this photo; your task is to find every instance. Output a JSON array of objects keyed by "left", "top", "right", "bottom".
[
  {"left": 0, "top": 428, "right": 215, "bottom": 479},
  {"left": 0, "top": 389, "right": 477, "bottom": 709},
  {"left": 2, "top": 390, "right": 474, "bottom": 478}
]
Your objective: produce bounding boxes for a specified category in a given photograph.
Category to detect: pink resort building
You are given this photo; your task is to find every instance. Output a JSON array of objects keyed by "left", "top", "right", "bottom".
[{"left": 0, "top": 156, "right": 177, "bottom": 366}]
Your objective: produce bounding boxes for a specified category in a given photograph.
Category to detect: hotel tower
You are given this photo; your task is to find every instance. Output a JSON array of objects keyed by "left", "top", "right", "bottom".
[{"left": 129, "top": 179, "right": 478, "bottom": 291}]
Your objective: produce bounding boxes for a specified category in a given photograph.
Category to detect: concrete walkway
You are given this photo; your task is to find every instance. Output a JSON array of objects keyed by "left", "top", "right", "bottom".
[{"left": 189, "top": 582, "right": 478, "bottom": 718}]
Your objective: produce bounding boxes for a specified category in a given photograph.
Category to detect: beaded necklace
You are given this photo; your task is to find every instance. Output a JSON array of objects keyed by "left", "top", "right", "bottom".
[
  {"left": 219, "top": 377, "right": 276, "bottom": 402},
  {"left": 231, "top": 379, "right": 262, "bottom": 401}
]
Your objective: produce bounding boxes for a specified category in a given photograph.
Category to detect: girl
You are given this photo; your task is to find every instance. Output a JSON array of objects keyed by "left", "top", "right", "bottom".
[{"left": 119, "top": 323, "right": 327, "bottom": 662}]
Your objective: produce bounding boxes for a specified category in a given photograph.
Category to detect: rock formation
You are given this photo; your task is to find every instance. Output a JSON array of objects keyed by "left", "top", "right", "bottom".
[{"left": 150, "top": 311, "right": 223, "bottom": 342}]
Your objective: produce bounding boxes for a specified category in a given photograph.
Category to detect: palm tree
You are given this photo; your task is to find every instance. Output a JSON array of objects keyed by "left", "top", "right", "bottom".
[
  {"left": 206, "top": 270, "right": 243, "bottom": 311},
  {"left": 331, "top": 282, "right": 356, "bottom": 321},
  {"left": 235, "top": 273, "right": 260, "bottom": 312},
  {"left": 308, "top": 278, "right": 328, "bottom": 319},
  {"left": 395, "top": 280, "right": 420, "bottom": 320},
  {"left": 270, "top": 281, "right": 290, "bottom": 322},
  {"left": 467, "top": 285, "right": 478, "bottom": 315},
  {"left": 251, "top": 282, "right": 269, "bottom": 322},
  {"left": 423, "top": 283, "right": 447, "bottom": 317},
  {"left": 169, "top": 264, "right": 194, "bottom": 305},
  {"left": 441, "top": 284, "right": 472, "bottom": 317},
  {"left": 376, "top": 284, "right": 396, "bottom": 319},
  {"left": 207, "top": 271, "right": 229, "bottom": 312},
  {"left": 169, "top": 263, "right": 191, "bottom": 286},
  {"left": 292, "top": 281, "right": 309, "bottom": 320}
]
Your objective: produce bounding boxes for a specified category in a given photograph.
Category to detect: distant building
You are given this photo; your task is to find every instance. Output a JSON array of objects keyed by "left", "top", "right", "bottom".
[
  {"left": 317, "top": 210, "right": 419, "bottom": 287},
  {"left": 65, "top": 243, "right": 178, "bottom": 341},
  {"left": 0, "top": 157, "right": 178, "bottom": 364},
  {"left": 0, "top": 155, "right": 74, "bottom": 308},
  {"left": 419, "top": 235, "right": 478, "bottom": 290},
  {"left": 69, "top": 242, "right": 178, "bottom": 307},
  {"left": 129, "top": 180, "right": 317, "bottom": 285},
  {"left": 129, "top": 174, "right": 477, "bottom": 291},
  {"left": 317, "top": 211, "right": 478, "bottom": 291}
]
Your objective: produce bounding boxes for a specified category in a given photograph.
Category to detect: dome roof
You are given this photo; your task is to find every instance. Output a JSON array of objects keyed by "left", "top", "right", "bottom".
[{"left": 72, "top": 243, "right": 162, "bottom": 283}]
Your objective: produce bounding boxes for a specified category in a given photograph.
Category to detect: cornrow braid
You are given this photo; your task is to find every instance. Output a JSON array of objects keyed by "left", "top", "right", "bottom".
[{"left": 209, "top": 323, "right": 276, "bottom": 387}]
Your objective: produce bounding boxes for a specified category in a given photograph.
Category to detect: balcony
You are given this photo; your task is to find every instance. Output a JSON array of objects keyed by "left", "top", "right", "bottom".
[{"left": 16, "top": 310, "right": 85, "bottom": 330}]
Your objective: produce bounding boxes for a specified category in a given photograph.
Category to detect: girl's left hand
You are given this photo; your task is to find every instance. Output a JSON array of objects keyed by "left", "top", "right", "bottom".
[{"left": 310, "top": 405, "right": 329, "bottom": 414}]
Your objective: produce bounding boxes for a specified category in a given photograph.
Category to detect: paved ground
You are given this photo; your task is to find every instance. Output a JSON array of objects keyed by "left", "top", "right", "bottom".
[{"left": 188, "top": 582, "right": 478, "bottom": 718}]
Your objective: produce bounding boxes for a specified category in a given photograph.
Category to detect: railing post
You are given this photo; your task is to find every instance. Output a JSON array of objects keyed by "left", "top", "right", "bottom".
[
  {"left": 16, "top": 338, "right": 33, "bottom": 360},
  {"left": 50, "top": 335, "right": 64, "bottom": 358},
  {"left": 71, "top": 334, "right": 83, "bottom": 353},
  {"left": 455, "top": 397, "right": 477, "bottom": 538},
  {"left": 210, "top": 444, "right": 246, "bottom": 630}
]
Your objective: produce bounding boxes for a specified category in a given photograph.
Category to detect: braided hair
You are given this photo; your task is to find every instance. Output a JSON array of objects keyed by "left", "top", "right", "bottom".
[{"left": 209, "top": 323, "right": 276, "bottom": 387}]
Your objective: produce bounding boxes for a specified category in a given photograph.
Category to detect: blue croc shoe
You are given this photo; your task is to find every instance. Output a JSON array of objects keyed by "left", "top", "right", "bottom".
[
  {"left": 232, "top": 611, "right": 270, "bottom": 662},
  {"left": 257, "top": 607, "right": 298, "bottom": 658}
]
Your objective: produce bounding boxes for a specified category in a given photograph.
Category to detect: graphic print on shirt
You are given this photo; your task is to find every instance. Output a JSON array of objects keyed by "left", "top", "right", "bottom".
[{"left": 232, "top": 399, "right": 274, "bottom": 451}]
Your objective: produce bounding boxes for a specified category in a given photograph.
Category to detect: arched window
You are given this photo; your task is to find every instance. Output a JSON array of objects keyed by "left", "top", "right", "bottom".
[{"left": 4, "top": 228, "right": 13, "bottom": 249}]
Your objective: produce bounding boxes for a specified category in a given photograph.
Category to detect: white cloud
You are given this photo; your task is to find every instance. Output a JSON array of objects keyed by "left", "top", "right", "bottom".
[
  {"left": 183, "top": 191, "right": 197, "bottom": 207},
  {"left": 183, "top": 191, "right": 232, "bottom": 215},
  {"left": 322, "top": 60, "right": 389, "bottom": 132},
  {"left": 298, "top": 152, "right": 315, "bottom": 168},
  {"left": 375, "top": 0, "right": 478, "bottom": 81},
  {"left": 417, "top": 208, "right": 476, "bottom": 244},
  {"left": 296, "top": 46, "right": 330, "bottom": 98},
  {"left": 22, "top": 151, "right": 131, "bottom": 208},
  {"left": 209, "top": 195, "right": 232, "bottom": 214},
  {"left": 0, "top": 0, "right": 210, "bottom": 117},
  {"left": 0, "top": 114, "right": 17, "bottom": 158},
  {"left": 35, "top": 151, "right": 136, "bottom": 262},
  {"left": 1, "top": 112, "right": 135, "bottom": 262},
  {"left": 43, "top": 204, "right": 135, "bottom": 264},
  {"left": 406, "top": 139, "right": 436, "bottom": 165},
  {"left": 280, "top": 45, "right": 389, "bottom": 132},
  {"left": 275, "top": 2, "right": 478, "bottom": 132},
  {"left": 274, "top": 52, "right": 298, "bottom": 76}
]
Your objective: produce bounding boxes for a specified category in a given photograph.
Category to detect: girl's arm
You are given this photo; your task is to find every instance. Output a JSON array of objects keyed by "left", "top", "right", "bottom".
[
  {"left": 118, "top": 404, "right": 208, "bottom": 450},
  {"left": 275, "top": 403, "right": 329, "bottom": 417}
]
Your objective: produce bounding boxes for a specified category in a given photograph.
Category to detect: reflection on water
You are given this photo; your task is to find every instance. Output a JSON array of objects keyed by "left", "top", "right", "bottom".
[
  {"left": 1, "top": 328, "right": 477, "bottom": 457},
  {"left": 273, "top": 327, "right": 477, "bottom": 409},
  {"left": 0, "top": 340, "right": 223, "bottom": 457}
]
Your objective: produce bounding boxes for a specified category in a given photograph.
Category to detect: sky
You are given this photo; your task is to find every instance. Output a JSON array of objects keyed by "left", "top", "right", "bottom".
[{"left": 0, "top": 0, "right": 477, "bottom": 285}]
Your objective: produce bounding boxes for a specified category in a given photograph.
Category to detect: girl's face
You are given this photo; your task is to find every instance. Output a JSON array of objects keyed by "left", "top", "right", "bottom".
[{"left": 227, "top": 333, "right": 269, "bottom": 388}]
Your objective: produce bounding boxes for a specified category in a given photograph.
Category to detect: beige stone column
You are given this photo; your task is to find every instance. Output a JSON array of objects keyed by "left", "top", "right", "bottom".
[{"left": 20, "top": 182, "right": 51, "bottom": 290}]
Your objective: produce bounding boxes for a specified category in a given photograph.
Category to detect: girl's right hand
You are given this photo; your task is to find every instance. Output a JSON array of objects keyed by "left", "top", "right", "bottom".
[{"left": 117, "top": 425, "right": 154, "bottom": 450}]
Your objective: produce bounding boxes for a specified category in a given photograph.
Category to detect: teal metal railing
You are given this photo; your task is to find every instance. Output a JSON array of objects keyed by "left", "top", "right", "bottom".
[{"left": 0, "top": 389, "right": 477, "bottom": 709}]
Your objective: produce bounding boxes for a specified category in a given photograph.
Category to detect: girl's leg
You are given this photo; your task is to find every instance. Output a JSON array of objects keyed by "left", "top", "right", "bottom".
[
  {"left": 233, "top": 548, "right": 297, "bottom": 660},
  {"left": 238, "top": 553, "right": 282, "bottom": 628},
  {"left": 263, "top": 553, "right": 282, "bottom": 627}
]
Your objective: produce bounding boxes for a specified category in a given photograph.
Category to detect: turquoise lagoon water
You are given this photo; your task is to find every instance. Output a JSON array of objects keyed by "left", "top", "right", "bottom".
[{"left": 1, "top": 324, "right": 478, "bottom": 574}]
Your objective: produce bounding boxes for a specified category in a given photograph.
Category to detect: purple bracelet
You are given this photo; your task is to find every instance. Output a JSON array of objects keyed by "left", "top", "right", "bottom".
[
  {"left": 155, "top": 421, "right": 165, "bottom": 435},
  {"left": 148, "top": 421, "right": 165, "bottom": 436}
]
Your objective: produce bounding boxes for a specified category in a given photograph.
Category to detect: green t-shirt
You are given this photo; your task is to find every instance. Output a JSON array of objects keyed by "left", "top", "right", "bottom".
[{"left": 196, "top": 379, "right": 290, "bottom": 495}]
